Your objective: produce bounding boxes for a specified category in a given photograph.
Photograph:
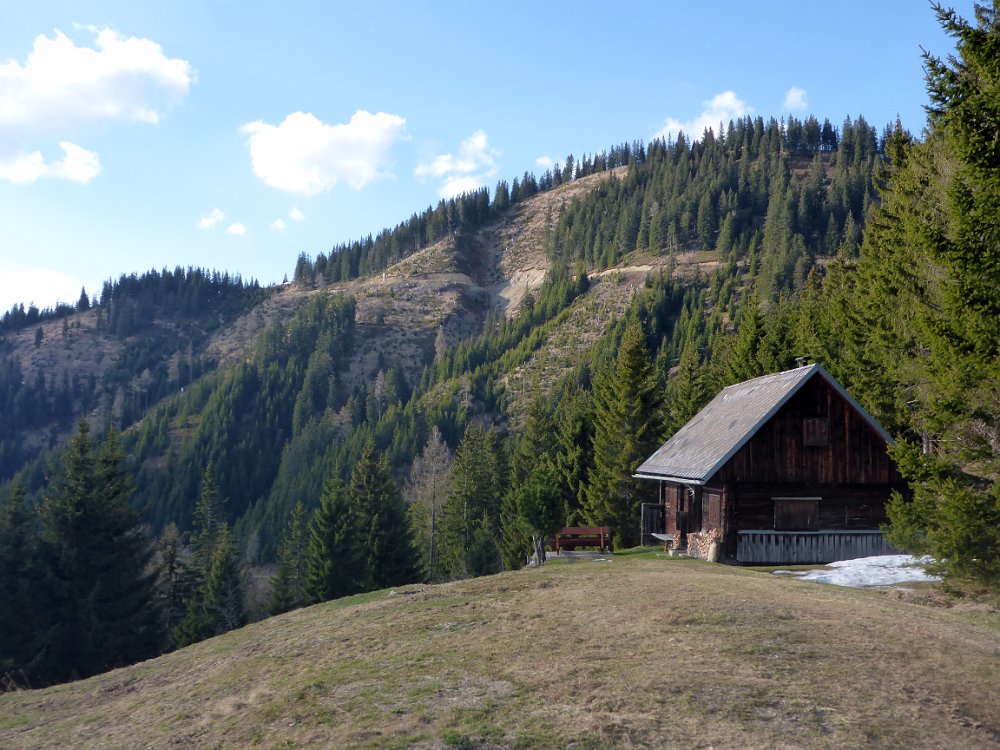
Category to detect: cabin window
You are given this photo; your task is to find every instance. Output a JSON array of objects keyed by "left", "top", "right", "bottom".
[
  {"left": 773, "top": 497, "right": 820, "bottom": 530},
  {"left": 803, "top": 418, "right": 830, "bottom": 446}
]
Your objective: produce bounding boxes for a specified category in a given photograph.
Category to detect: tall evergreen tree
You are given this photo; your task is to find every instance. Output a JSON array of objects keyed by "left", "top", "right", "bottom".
[
  {"left": 515, "top": 458, "right": 563, "bottom": 566},
  {"left": 350, "top": 441, "right": 420, "bottom": 590},
  {"left": 584, "top": 318, "right": 663, "bottom": 547},
  {"left": 189, "top": 462, "right": 226, "bottom": 574},
  {"left": 552, "top": 385, "right": 594, "bottom": 526},
  {"left": 305, "top": 474, "right": 360, "bottom": 602},
  {"left": 440, "top": 424, "right": 506, "bottom": 577},
  {"left": 0, "top": 479, "right": 44, "bottom": 685},
  {"left": 665, "top": 337, "right": 709, "bottom": 435},
  {"left": 173, "top": 464, "right": 241, "bottom": 647},
  {"left": 868, "top": 4, "right": 1000, "bottom": 585},
  {"left": 201, "top": 526, "right": 246, "bottom": 635},
  {"left": 37, "top": 422, "right": 162, "bottom": 682},
  {"left": 269, "top": 501, "right": 310, "bottom": 615},
  {"left": 503, "top": 396, "right": 557, "bottom": 569},
  {"left": 155, "top": 522, "right": 196, "bottom": 636}
]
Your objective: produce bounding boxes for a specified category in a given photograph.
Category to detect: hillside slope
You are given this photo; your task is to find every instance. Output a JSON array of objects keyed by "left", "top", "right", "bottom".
[{"left": 2, "top": 557, "right": 997, "bottom": 749}]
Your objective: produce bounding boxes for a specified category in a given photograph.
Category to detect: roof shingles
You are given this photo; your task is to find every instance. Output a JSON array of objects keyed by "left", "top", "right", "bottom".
[{"left": 634, "top": 364, "right": 891, "bottom": 484}]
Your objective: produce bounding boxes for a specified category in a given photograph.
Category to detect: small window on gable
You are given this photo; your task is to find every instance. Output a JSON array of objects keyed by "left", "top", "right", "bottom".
[
  {"left": 774, "top": 497, "right": 820, "bottom": 531},
  {"left": 803, "top": 418, "right": 830, "bottom": 446}
]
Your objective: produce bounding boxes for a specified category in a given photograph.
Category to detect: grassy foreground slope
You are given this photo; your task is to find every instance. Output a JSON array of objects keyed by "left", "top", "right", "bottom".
[{"left": 1, "top": 557, "right": 997, "bottom": 749}]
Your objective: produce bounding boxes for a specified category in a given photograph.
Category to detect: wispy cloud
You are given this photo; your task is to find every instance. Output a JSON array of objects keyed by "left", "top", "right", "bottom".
[
  {"left": 783, "top": 86, "right": 808, "bottom": 112},
  {"left": 535, "top": 155, "right": 553, "bottom": 169},
  {"left": 655, "top": 91, "right": 752, "bottom": 143},
  {"left": 289, "top": 206, "right": 304, "bottom": 221},
  {"left": 225, "top": 222, "right": 247, "bottom": 236},
  {"left": 270, "top": 218, "right": 286, "bottom": 232},
  {"left": 0, "top": 141, "right": 100, "bottom": 185},
  {"left": 415, "top": 130, "right": 499, "bottom": 199},
  {"left": 198, "top": 207, "right": 224, "bottom": 230},
  {"left": 241, "top": 110, "right": 407, "bottom": 195}
]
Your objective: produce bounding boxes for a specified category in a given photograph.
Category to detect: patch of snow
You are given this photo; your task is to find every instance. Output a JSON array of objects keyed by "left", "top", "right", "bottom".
[{"left": 775, "top": 555, "right": 940, "bottom": 588}]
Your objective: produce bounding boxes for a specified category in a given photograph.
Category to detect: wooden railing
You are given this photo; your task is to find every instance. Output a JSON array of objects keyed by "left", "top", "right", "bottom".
[{"left": 736, "top": 530, "right": 897, "bottom": 564}]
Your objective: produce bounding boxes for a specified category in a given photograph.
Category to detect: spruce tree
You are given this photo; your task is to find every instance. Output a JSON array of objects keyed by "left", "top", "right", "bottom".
[
  {"left": 201, "top": 526, "right": 246, "bottom": 635},
  {"left": 350, "top": 441, "right": 420, "bottom": 590},
  {"left": 552, "top": 385, "right": 594, "bottom": 526},
  {"left": 190, "top": 462, "right": 226, "bottom": 574},
  {"left": 0, "top": 479, "right": 44, "bottom": 684},
  {"left": 515, "top": 458, "right": 563, "bottom": 566},
  {"left": 269, "top": 501, "right": 309, "bottom": 614},
  {"left": 173, "top": 464, "right": 239, "bottom": 647},
  {"left": 155, "top": 522, "right": 196, "bottom": 635},
  {"left": 584, "top": 318, "right": 663, "bottom": 547},
  {"left": 37, "top": 422, "right": 162, "bottom": 682},
  {"left": 305, "top": 473, "right": 360, "bottom": 602},
  {"left": 503, "top": 396, "right": 557, "bottom": 569},
  {"left": 870, "top": 4, "right": 1000, "bottom": 585},
  {"left": 440, "top": 424, "right": 506, "bottom": 577}
]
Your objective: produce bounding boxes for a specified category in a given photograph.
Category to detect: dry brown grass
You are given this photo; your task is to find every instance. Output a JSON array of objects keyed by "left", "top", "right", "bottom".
[{"left": 2, "top": 555, "right": 997, "bottom": 749}]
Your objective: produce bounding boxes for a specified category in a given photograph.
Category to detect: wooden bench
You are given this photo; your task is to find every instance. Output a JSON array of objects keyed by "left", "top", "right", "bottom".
[{"left": 551, "top": 526, "right": 612, "bottom": 554}]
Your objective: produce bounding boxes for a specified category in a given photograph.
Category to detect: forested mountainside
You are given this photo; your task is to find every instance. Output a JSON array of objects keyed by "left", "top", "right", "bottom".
[
  {"left": 1, "top": 1, "right": 995, "bottom": 696},
  {"left": 1, "top": 113, "right": 880, "bottom": 556}
]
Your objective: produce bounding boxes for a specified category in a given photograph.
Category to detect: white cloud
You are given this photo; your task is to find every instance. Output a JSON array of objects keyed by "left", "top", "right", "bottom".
[
  {"left": 0, "top": 263, "right": 89, "bottom": 311},
  {"left": 198, "top": 207, "right": 224, "bottom": 230},
  {"left": 289, "top": 206, "right": 304, "bottom": 221},
  {"left": 535, "top": 155, "right": 554, "bottom": 169},
  {"left": 415, "top": 130, "right": 499, "bottom": 199},
  {"left": 270, "top": 218, "right": 286, "bottom": 232},
  {"left": 0, "top": 27, "right": 193, "bottom": 132},
  {"left": 241, "top": 110, "right": 407, "bottom": 195},
  {"left": 783, "top": 86, "right": 808, "bottom": 112},
  {"left": 0, "top": 141, "right": 100, "bottom": 184},
  {"left": 225, "top": 222, "right": 247, "bottom": 236},
  {"left": 655, "top": 91, "right": 752, "bottom": 143}
]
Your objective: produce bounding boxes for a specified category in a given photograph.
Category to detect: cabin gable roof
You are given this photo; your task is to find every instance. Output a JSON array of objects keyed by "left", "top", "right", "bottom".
[{"left": 634, "top": 364, "right": 893, "bottom": 485}]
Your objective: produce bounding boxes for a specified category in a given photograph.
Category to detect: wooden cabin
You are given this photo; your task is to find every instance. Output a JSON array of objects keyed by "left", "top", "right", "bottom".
[{"left": 634, "top": 364, "right": 905, "bottom": 564}]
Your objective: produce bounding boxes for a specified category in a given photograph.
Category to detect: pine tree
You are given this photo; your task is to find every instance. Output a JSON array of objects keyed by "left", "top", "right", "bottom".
[
  {"left": 584, "top": 318, "right": 663, "bottom": 547},
  {"left": 269, "top": 501, "right": 309, "bottom": 614},
  {"left": 305, "top": 474, "right": 361, "bottom": 602},
  {"left": 37, "top": 422, "right": 162, "bottom": 682}
]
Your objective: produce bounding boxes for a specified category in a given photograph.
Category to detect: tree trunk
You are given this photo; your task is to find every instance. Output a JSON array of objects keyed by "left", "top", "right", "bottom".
[{"left": 532, "top": 535, "right": 546, "bottom": 566}]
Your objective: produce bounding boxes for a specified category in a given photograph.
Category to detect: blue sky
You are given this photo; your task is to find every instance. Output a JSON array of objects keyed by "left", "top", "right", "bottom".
[{"left": 0, "top": 1, "right": 976, "bottom": 312}]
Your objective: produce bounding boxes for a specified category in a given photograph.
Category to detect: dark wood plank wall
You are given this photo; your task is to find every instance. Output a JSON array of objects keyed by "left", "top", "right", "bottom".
[
  {"left": 730, "top": 483, "right": 891, "bottom": 528},
  {"left": 711, "top": 376, "right": 901, "bottom": 486}
]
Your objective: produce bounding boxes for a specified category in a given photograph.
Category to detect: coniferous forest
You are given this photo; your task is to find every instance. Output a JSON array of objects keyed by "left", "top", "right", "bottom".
[{"left": 0, "top": 4, "right": 998, "bottom": 689}]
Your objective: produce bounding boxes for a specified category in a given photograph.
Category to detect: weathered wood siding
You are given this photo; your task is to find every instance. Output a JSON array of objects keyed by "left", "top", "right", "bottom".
[
  {"left": 736, "top": 530, "right": 898, "bottom": 564},
  {"left": 732, "top": 483, "right": 891, "bottom": 530},
  {"left": 711, "top": 376, "right": 901, "bottom": 486}
]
